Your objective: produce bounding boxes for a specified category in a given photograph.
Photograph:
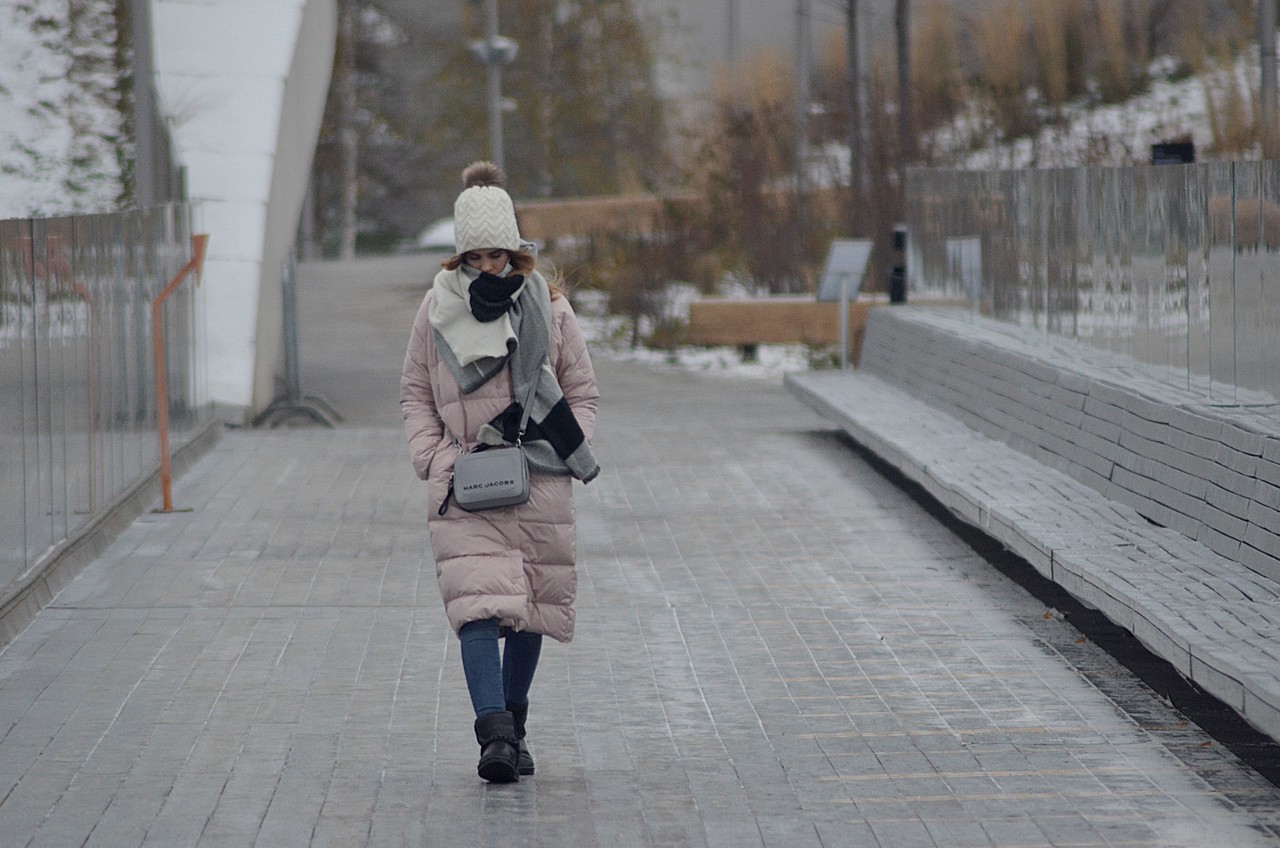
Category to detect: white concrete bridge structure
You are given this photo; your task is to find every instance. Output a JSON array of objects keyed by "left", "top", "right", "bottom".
[{"left": 152, "top": 0, "right": 337, "bottom": 416}]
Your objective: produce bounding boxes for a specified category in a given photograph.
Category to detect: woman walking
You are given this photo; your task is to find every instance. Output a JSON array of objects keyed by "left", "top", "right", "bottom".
[{"left": 400, "top": 162, "right": 600, "bottom": 783}]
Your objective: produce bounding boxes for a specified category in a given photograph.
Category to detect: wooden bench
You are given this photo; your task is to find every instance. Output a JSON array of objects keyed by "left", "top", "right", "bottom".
[{"left": 686, "top": 298, "right": 877, "bottom": 362}]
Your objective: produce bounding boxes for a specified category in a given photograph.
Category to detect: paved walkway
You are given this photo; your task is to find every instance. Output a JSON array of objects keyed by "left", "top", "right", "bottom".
[{"left": 0, "top": 257, "right": 1278, "bottom": 846}]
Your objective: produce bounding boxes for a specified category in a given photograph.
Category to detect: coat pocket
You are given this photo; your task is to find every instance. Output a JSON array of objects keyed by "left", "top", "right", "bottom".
[
  {"left": 437, "top": 550, "right": 529, "bottom": 631},
  {"left": 426, "top": 441, "right": 461, "bottom": 514}
]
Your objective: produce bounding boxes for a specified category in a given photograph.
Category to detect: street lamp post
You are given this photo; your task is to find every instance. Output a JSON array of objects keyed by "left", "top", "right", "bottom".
[{"left": 469, "top": 0, "right": 518, "bottom": 167}]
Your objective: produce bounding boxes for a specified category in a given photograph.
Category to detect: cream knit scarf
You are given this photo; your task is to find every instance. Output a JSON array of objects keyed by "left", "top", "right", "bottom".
[{"left": 427, "top": 264, "right": 525, "bottom": 368}]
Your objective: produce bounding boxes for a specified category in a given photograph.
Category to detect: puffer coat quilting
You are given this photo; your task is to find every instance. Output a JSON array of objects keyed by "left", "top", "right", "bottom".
[{"left": 400, "top": 288, "right": 599, "bottom": 643}]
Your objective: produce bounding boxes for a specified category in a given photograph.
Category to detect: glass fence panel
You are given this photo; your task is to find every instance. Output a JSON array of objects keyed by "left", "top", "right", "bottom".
[
  {"left": 123, "top": 209, "right": 153, "bottom": 485},
  {"left": 1258, "top": 162, "right": 1280, "bottom": 402},
  {"left": 77, "top": 214, "right": 110, "bottom": 518},
  {"left": 994, "top": 170, "right": 1018, "bottom": 319},
  {"left": 80, "top": 214, "right": 111, "bottom": 508},
  {"left": 1078, "top": 168, "right": 1121, "bottom": 356},
  {"left": 1204, "top": 162, "right": 1238, "bottom": 401},
  {"left": 1045, "top": 168, "right": 1076, "bottom": 336},
  {"left": 1017, "top": 171, "right": 1040, "bottom": 327},
  {"left": 1233, "top": 162, "right": 1266, "bottom": 401},
  {"left": 145, "top": 207, "right": 165, "bottom": 477},
  {"left": 1131, "top": 166, "right": 1157, "bottom": 369},
  {"left": 907, "top": 163, "right": 1280, "bottom": 403},
  {"left": 1079, "top": 170, "right": 1102, "bottom": 344},
  {"left": 1165, "top": 164, "right": 1193, "bottom": 387},
  {"left": 0, "top": 219, "right": 31, "bottom": 583},
  {"left": 909, "top": 170, "right": 946, "bottom": 300},
  {"left": 0, "top": 204, "right": 205, "bottom": 588},
  {"left": 27, "top": 217, "right": 57, "bottom": 565},
  {"left": 22, "top": 215, "right": 46, "bottom": 577},
  {"left": 43, "top": 215, "right": 87, "bottom": 538},
  {"left": 103, "top": 213, "right": 131, "bottom": 500},
  {"left": 1147, "top": 163, "right": 1188, "bottom": 383},
  {"left": 1115, "top": 167, "right": 1136, "bottom": 359},
  {"left": 1011, "top": 171, "right": 1033, "bottom": 326},
  {"left": 1186, "top": 165, "right": 1212, "bottom": 395},
  {"left": 1073, "top": 169, "right": 1096, "bottom": 342}
]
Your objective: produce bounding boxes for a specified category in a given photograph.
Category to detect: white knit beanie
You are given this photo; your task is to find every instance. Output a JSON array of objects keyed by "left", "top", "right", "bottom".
[{"left": 452, "top": 161, "right": 521, "bottom": 255}]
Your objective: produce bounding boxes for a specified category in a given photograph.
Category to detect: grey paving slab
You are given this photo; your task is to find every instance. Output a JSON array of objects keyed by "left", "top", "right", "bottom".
[{"left": 2, "top": 256, "right": 1280, "bottom": 844}]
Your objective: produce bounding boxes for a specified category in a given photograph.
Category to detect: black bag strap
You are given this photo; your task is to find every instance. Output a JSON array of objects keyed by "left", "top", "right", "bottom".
[
  {"left": 514, "top": 356, "right": 541, "bottom": 444},
  {"left": 442, "top": 353, "right": 544, "bottom": 450}
]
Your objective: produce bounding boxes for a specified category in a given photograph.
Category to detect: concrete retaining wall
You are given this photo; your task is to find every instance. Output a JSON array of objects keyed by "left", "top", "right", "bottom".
[{"left": 859, "top": 307, "right": 1280, "bottom": 583}]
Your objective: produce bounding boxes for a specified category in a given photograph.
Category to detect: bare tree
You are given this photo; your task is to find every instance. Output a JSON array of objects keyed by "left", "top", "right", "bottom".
[
  {"left": 896, "top": 0, "right": 913, "bottom": 173},
  {"left": 1262, "top": 0, "right": 1278, "bottom": 158},
  {"left": 845, "top": 0, "right": 868, "bottom": 231}
]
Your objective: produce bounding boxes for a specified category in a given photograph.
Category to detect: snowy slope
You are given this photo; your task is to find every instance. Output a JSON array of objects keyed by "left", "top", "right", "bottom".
[
  {"left": 929, "top": 55, "right": 1264, "bottom": 169},
  {"left": 0, "top": 0, "right": 123, "bottom": 217}
]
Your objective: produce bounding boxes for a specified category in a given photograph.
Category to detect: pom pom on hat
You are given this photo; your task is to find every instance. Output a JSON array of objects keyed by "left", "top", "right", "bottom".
[
  {"left": 462, "top": 161, "right": 506, "bottom": 189},
  {"left": 453, "top": 160, "right": 521, "bottom": 255}
]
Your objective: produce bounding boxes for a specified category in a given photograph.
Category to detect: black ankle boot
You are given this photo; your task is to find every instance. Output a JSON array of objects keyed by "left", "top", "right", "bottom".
[
  {"left": 508, "top": 703, "right": 535, "bottom": 776},
  {"left": 474, "top": 711, "right": 519, "bottom": 783}
]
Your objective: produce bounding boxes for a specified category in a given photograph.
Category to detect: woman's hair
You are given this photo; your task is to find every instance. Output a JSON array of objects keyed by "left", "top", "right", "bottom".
[
  {"left": 442, "top": 247, "right": 534, "bottom": 273},
  {"left": 443, "top": 248, "right": 564, "bottom": 300}
]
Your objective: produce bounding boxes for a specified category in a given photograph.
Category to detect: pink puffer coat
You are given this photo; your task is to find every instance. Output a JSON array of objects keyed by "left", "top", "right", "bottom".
[{"left": 400, "top": 290, "right": 599, "bottom": 643}]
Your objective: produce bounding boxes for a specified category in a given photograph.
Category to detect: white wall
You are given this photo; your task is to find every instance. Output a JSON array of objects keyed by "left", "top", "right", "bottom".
[{"left": 151, "top": 0, "right": 337, "bottom": 415}]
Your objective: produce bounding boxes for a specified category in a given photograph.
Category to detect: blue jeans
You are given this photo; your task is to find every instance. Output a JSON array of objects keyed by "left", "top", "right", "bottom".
[{"left": 458, "top": 618, "right": 543, "bottom": 718}]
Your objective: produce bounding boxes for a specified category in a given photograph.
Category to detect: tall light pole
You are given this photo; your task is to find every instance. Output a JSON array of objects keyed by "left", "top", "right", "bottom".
[{"left": 469, "top": 0, "right": 518, "bottom": 167}]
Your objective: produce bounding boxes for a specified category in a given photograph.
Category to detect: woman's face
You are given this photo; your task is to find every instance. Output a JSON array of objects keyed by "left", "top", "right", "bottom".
[{"left": 463, "top": 248, "right": 510, "bottom": 276}]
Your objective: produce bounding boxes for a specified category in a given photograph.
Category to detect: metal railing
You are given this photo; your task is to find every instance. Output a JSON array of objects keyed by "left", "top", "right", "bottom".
[
  {"left": 0, "top": 204, "right": 210, "bottom": 591},
  {"left": 905, "top": 161, "right": 1280, "bottom": 404}
]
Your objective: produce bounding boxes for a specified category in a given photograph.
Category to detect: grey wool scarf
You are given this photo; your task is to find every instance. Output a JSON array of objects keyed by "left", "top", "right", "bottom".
[{"left": 430, "top": 270, "right": 600, "bottom": 484}]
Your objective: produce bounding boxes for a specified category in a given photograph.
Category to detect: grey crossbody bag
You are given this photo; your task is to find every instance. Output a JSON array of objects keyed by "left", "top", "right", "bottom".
[{"left": 447, "top": 363, "right": 539, "bottom": 513}]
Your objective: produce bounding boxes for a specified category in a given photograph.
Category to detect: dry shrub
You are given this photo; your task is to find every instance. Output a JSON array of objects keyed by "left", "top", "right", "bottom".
[
  {"left": 1202, "top": 40, "right": 1258, "bottom": 156},
  {"left": 813, "top": 26, "right": 853, "bottom": 146},
  {"left": 816, "top": 26, "right": 847, "bottom": 96},
  {"left": 1128, "top": 0, "right": 1153, "bottom": 66},
  {"left": 1093, "top": 0, "right": 1147, "bottom": 102},
  {"left": 1028, "top": 0, "right": 1091, "bottom": 108},
  {"left": 912, "top": 0, "right": 963, "bottom": 135},
  {"left": 1173, "top": 1, "right": 1210, "bottom": 74},
  {"left": 971, "top": 0, "right": 1034, "bottom": 137},
  {"left": 712, "top": 46, "right": 794, "bottom": 115},
  {"left": 700, "top": 48, "right": 812, "bottom": 292},
  {"left": 586, "top": 198, "right": 718, "bottom": 349},
  {"left": 1029, "top": 0, "right": 1070, "bottom": 106},
  {"left": 1093, "top": 1, "right": 1128, "bottom": 99}
]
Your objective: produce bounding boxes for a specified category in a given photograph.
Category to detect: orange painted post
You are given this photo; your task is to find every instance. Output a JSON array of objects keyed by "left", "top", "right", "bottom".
[{"left": 151, "top": 233, "right": 209, "bottom": 513}]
